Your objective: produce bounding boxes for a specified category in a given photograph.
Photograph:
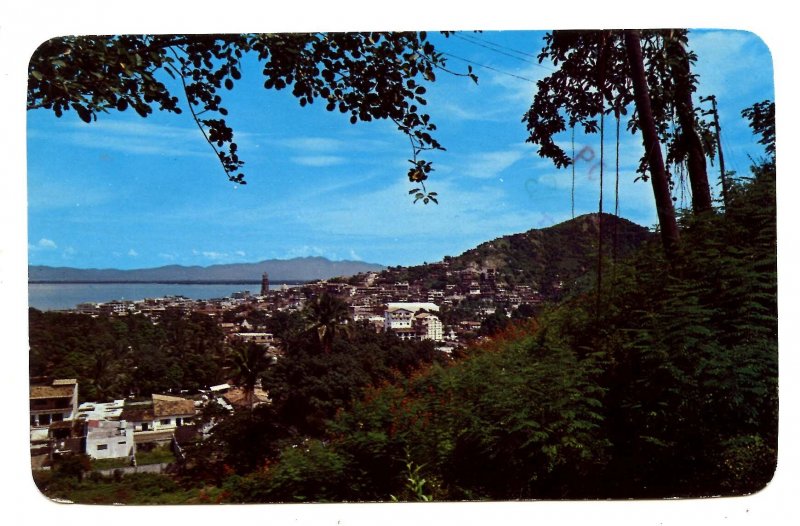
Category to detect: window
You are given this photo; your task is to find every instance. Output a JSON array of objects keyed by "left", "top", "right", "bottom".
[
  {"left": 97, "top": 444, "right": 108, "bottom": 451},
  {"left": 118, "top": 441, "right": 127, "bottom": 445},
  {"left": 160, "top": 419, "right": 171, "bottom": 425},
  {"left": 141, "top": 423, "right": 149, "bottom": 431},
  {"left": 52, "top": 413, "right": 64, "bottom": 422},
  {"left": 30, "top": 415, "right": 36, "bottom": 426},
  {"left": 39, "top": 414, "right": 51, "bottom": 426}
]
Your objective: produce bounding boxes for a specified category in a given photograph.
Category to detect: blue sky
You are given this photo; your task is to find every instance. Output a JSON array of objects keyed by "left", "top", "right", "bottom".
[{"left": 26, "top": 29, "right": 774, "bottom": 269}]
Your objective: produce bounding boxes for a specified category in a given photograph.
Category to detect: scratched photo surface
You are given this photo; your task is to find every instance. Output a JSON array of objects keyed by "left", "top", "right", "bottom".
[{"left": 27, "top": 29, "right": 776, "bottom": 503}]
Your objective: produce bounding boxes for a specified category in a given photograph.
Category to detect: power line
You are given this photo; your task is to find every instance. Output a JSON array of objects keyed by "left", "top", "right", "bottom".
[
  {"left": 457, "top": 33, "right": 543, "bottom": 62},
  {"left": 453, "top": 34, "right": 546, "bottom": 68},
  {"left": 441, "top": 51, "right": 539, "bottom": 84}
]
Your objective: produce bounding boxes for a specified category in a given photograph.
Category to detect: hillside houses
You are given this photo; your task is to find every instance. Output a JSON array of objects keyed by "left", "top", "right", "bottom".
[
  {"left": 384, "top": 302, "right": 444, "bottom": 342},
  {"left": 29, "top": 375, "right": 283, "bottom": 470},
  {"left": 55, "top": 252, "right": 551, "bottom": 357},
  {"left": 30, "top": 379, "right": 78, "bottom": 438},
  {"left": 120, "top": 394, "right": 197, "bottom": 437}
]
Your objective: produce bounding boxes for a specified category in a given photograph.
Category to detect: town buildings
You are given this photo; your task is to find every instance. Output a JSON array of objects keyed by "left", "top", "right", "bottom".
[
  {"left": 30, "top": 380, "right": 207, "bottom": 464},
  {"left": 384, "top": 302, "right": 444, "bottom": 341},
  {"left": 30, "top": 379, "right": 78, "bottom": 438}
]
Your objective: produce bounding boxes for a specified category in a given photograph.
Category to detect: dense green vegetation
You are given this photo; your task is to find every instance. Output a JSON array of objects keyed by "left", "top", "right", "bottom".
[
  {"left": 206, "top": 157, "right": 775, "bottom": 501},
  {"left": 33, "top": 468, "right": 201, "bottom": 505},
  {"left": 29, "top": 308, "right": 227, "bottom": 402}
]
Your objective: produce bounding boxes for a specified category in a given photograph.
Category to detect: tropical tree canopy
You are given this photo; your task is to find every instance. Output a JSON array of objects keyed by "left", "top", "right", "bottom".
[
  {"left": 227, "top": 341, "right": 274, "bottom": 409},
  {"left": 303, "top": 293, "right": 352, "bottom": 353}
]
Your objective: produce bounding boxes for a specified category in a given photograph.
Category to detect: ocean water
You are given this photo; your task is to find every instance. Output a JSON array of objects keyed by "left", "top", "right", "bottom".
[{"left": 27, "top": 283, "right": 287, "bottom": 311}]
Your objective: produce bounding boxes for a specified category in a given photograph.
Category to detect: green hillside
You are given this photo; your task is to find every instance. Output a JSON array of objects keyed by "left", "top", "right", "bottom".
[
  {"left": 381, "top": 213, "right": 652, "bottom": 297},
  {"left": 451, "top": 213, "right": 651, "bottom": 291}
]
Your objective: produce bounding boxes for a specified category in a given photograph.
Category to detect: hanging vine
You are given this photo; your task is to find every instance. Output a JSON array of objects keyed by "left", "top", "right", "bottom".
[
  {"left": 596, "top": 109, "right": 605, "bottom": 316},
  {"left": 571, "top": 125, "right": 576, "bottom": 219},
  {"left": 613, "top": 112, "right": 620, "bottom": 282},
  {"left": 595, "top": 30, "right": 609, "bottom": 318}
]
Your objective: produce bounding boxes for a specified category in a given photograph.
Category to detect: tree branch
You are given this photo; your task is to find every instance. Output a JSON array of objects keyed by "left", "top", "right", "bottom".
[{"left": 166, "top": 49, "right": 234, "bottom": 181}]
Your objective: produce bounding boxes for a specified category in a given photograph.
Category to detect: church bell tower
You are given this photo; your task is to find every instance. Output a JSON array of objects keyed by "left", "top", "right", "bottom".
[{"left": 260, "top": 272, "right": 270, "bottom": 296}]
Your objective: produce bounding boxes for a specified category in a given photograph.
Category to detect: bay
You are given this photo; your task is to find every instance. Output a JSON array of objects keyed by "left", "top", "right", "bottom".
[{"left": 28, "top": 282, "right": 292, "bottom": 311}]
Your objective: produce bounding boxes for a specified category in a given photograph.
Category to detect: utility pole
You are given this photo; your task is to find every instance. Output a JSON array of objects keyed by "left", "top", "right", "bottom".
[{"left": 701, "top": 95, "right": 729, "bottom": 209}]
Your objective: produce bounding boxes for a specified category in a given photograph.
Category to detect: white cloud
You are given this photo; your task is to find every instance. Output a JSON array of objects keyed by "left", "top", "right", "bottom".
[
  {"left": 460, "top": 148, "right": 529, "bottom": 179},
  {"left": 159, "top": 252, "right": 176, "bottom": 261},
  {"left": 288, "top": 176, "right": 544, "bottom": 243},
  {"left": 690, "top": 30, "right": 774, "bottom": 103},
  {"left": 202, "top": 251, "right": 227, "bottom": 260},
  {"left": 278, "top": 137, "right": 346, "bottom": 152},
  {"left": 484, "top": 60, "right": 550, "bottom": 108},
  {"left": 435, "top": 101, "right": 487, "bottom": 121},
  {"left": 188, "top": 249, "right": 246, "bottom": 261},
  {"left": 289, "top": 155, "right": 347, "bottom": 167},
  {"left": 284, "top": 245, "right": 331, "bottom": 259},
  {"left": 36, "top": 238, "right": 57, "bottom": 250},
  {"left": 29, "top": 238, "right": 60, "bottom": 253},
  {"left": 48, "top": 120, "right": 210, "bottom": 158},
  {"left": 127, "top": 249, "right": 138, "bottom": 257}
]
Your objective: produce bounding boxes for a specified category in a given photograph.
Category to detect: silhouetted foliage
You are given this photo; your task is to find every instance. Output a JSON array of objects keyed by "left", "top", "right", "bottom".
[
  {"left": 28, "top": 33, "right": 471, "bottom": 201},
  {"left": 741, "top": 100, "right": 776, "bottom": 163}
]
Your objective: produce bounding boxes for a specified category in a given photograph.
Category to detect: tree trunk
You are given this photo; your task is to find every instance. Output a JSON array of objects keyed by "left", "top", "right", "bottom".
[
  {"left": 624, "top": 30, "right": 680, "bottom": 259},
  {"left": 668, "top": 35, "right": 713, "bottom": 214}
]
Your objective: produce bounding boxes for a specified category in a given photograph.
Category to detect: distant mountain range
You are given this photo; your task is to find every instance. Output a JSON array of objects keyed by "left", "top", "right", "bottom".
[
  {"left": 29, "top": 257, "right": 386, "bottom": 283},
  {"left": 30, "top": 214, "right": 653, "bottom": 289}
]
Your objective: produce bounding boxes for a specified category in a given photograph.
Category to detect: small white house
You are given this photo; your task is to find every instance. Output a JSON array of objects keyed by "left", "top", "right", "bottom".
[
  {"left": 121, "top": 394, "right": 197, "bottom": 435},
  {"left": 85, "top": 419, "right": 134, "bottom": 460}
]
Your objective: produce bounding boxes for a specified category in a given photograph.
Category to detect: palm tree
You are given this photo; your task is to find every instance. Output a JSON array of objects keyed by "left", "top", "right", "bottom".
[
  {"left": 303, "top": 293, "right": 352, "bottom": 353},
  {"left": 227, "top": 341, "right": 273, "bottom": 409}
]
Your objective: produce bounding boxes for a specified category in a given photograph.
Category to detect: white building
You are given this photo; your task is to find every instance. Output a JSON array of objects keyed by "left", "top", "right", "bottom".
[
  {"left": 232, "top": 332, "right": 275, "bottom": 346},
  {"left": 86, "top": 419, "right": 134, "bottom": 460},
  {"left": 384, "top": 302, "right": 439, "bottom": 329},
  {"left": 414, "top": 312, "right": 444, "bottom": 341},
  {"left": 120, "top": 394, "right": 198, "bottom": 446},
  {"left": 384, "top": 302, "right": 444, "bottom": 342},
  {"left": 30, "top": 379, "right": 79, "bottom": 441},
  {"left": 76, "top": 399, "right": 125, "bottom": 421},
  {"left": 76, "top": 399, "right": 133, "bottom": 460}
]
